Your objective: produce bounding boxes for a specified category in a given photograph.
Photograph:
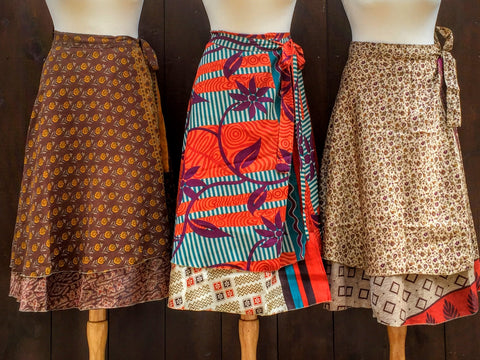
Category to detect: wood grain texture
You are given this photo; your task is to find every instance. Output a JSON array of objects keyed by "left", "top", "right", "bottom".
[
  {"left": 0, "top": 1, "right": 52, "bottom": 359},
  {"left": 164, "top": 0, "right": 210, "bottom": 177},
  {"left": 165, "top": 310, "right": 222, "bottom": 360},
  {"left": 109, "top": 302, "right": 166, "bottom": 360},
  {"left": 439, "top": 2, "right": 480, "bottom": 359},
  {"left": 139, "top": 0, "right": 166, "bottom": 91},
  {"left": 445, "top": 315, "right": 480, "bottom": 360},
  {"left": 221, "top": 314, "right": 243, "bottom": 360},
  {"left": 292, "top": 0, "right": 330, "bottom": 147},
  {"left": 278, "top": 306, "right": 334, "bottom": 360},
  {"left": 333, "top": 309, "right": 389, "bottom": 360},
  {"left": 51, "top": 310, "right": 89, "bottom": 360},
  {"left": 405, "top": 325, "right": 446, "bottom": 360}
]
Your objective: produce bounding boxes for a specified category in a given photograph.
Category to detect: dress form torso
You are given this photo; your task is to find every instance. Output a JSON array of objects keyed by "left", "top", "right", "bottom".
[
  {"left": 202, "top": 0, "right": 296, "bottom": 34},
  {"left": 45, "top": 0, "right": 144, "bottom": 38},
  {"left": 342, "top": 0, "right": 441, "bottom": 44}
]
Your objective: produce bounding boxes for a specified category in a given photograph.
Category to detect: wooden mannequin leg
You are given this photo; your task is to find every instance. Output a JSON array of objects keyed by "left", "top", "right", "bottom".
[
  {"left": 87, "top": 309, "right": 108, "bottom": 360},
  {"left": 387, "top": 325, "right": 407, "bottom": 360},
  {"left": 239, "top": 314, "right": 259, "bottom": 360}
]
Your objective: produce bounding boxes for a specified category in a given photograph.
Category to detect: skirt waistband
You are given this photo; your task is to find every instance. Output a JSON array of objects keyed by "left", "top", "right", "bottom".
[
  {"left": 347, "top": 27, "right": 461, "bottom": 128},
  {"left": 348, "top": 26, "right": 453, "bottom": 61},
  {"left": 209, "top": 31, "right": 293, "bottom": 52},
  {"left": 51, "top": 31, "right": 159, "bottom": 71},
  {"left": 348, "top": 41, "right": 440, "bottom": 61},
  {"left": 208, "top": 31, "right": 306, "bottom": 173},
  {"left": 53, "top": 31, "right": 139, "bottom": 47}
]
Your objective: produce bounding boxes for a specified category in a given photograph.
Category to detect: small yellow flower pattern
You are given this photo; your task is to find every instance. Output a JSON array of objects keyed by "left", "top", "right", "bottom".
[{"left": 10, "top": 32, "right": 171, "bottom": 311}]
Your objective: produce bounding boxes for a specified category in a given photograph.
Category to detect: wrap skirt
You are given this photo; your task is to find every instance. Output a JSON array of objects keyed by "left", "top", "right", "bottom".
[
  {"left": 10, "top": 32, "right": 171, "bottom": 311},
  {"left": 320, "top": 27, "right": 479, "bottom": 326},
  {"left": 168, "top": 32, "right": 330, "bottom": 315}
]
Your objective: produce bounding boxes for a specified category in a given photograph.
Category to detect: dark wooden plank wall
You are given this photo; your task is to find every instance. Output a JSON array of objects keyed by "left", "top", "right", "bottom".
[{"left": 0, "top": 0, "right": 478, "bottom": 359}]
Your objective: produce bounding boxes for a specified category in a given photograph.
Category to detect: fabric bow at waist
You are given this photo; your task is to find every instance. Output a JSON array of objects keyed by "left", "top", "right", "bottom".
[
  {"left": 210, "top": 32, "right": 308, "bottom": 175},
  {"left": 435, "top": 26, "right": 461, "bottom": 128},
  {"left": 274, "top": 38, "right": 306, "bottom": 173},
  {"left": 139, "top": 39, "right": 160, "bottom": 71}
]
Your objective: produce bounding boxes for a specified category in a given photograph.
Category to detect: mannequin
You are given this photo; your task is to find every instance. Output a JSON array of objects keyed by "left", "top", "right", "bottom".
[
  {"left": 45, "top": 0, "right": 143, "bottom": 38},
  {"left": 341, "top": 1, "right": 441, "bottom": 360},
  {"left": 203, "top": 0, "right": 296, "bottom": 34},
  {"left": 44, "top": 1, "right": 144, "bottom": 359},
  {"left": 204, "top": 1, "right": 297, "bottom": 359},
  {"left": 342, "top": 0, "right": 440, "bottom": 44}
]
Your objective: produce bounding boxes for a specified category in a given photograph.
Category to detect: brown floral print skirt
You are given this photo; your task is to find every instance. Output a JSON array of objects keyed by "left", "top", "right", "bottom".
[
  {"left": 320, "top": 27, "right": 479, "bottom": 325},
  {"left": 9, "top": 32, "right": 171, "bottom": 311}
]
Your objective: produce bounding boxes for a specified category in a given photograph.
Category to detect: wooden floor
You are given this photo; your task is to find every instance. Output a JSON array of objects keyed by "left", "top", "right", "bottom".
[{"left": 1, "top": 1, "right": 479, "bottom": 359}]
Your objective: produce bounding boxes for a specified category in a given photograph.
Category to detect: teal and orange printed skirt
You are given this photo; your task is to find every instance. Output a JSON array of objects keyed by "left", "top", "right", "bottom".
[{"left": 168, "top": 32, "right": 330, "bottom": 315}]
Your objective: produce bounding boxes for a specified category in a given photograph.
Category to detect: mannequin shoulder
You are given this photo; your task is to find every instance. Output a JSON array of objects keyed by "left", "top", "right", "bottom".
[
  {"left": 203, "top": 0, "right": 296, "bottom": 10},
  {"left": 46, "top": 0, "right": 144, "bottom": 9},
  {"left": 342, "top": 0, "right": 441, "bottom": 6}
]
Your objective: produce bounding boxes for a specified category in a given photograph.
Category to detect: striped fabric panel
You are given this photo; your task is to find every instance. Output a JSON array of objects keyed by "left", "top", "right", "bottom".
[
  {"left": 173, "top": 32, "right": 323, "bottom": 272},
  {"left": 176, "top": 232, "right": 284, "bottom": 267},
  {"left": 189, "top": 88, "right": 279, "bottom": 128},
  {"left": 195, "top": 65, "right": 273, "bottom": 85}
]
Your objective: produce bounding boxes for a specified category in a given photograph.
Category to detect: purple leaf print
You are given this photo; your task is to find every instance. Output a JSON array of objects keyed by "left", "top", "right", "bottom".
[
  {"left": 236, "top": 80, "right": 250, "bottom": 95},
  {"left": 467, "top": 290, "right": 479, "bottom": 313},
  {"left": 252, "top": 213, "right": 285, "bottom": 255},
  {"left": 190, "top": 219, "right": 232, "bottom": 238},
  {"left": 255, "top": 229, "right": 274, "bottom": 237},
  {"left": 299, "top": 135, "right": 316, "bottom": 181},
  {"left": 426, "top": 313, "right": 436, "bottom": 324},
  {"left": 184, "top": 166, "right": 200, "bottom": 180},
  {"left": 279, "top": 149, "right": 292, "bottom": 163},
  {"left": 254, "top": 102, "right": 268, "bottom": 114},
  {"left": 260, "top": 238, "right": 278, "bottom": 248},
  {"left": 255, "top": 87, "right": 269, "bottom": 97},
  {"left": 275, "top": 163, "right": 290, "bottom": 173},
  {"left": 186, "top": 179, "right": 207, "bottom": 188},
  {"left": 274, "top": 212, "right": 283, "bottom": 229},
  {"left": 234, "top": 102, "right": 251, "bottom": 112},
  {"left": 443, "top": 300, "right": 460, "bottom": 320},
  {"left": 261, "top": 216, "right": 276, "bottom": 231},
  {"left": 247, "top": 185, "right": 267, "bottom": 214},
  {"left": 224, "top": 52, "right": 243, "bottom": 79},
  {"left": 230, "top": 78, "right": 273, "bottom": 120},
  {"left": 191, "top": 91, "right": 208, "bottom": 105},
  {"left": 234, "top": 139, "right": 261, "bottom": 170},
  {"left": 183, "top": 186, "right": 197, "bottom": 199},
  {"left": 248, "top": 77, "right": 256, "bottom": 94},
  {"left": 256, "top": 97, "right": 272, "bottom": 103},
  {"left": 248, "top": 102, "right": 256, "bottom": 119},
  {"left": 281, "top": 100, "right": 295, "bottom": 122},
  {"left": 230, "top": 93, "right": 248, "bottom": 102}
]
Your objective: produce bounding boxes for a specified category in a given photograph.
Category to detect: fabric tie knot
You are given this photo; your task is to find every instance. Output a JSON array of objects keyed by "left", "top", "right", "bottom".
[
  {"left": 278, "top": 39, "right": 306, "bottom": 72},
  {"left": 435, "top": 27, "right": 461, "bottom": 128},
  {"left": 273, "top": 39, "right": 306, "bottom": 173},
  {"left": 140, "top": 39, "right": 159, "bottom": 71}
]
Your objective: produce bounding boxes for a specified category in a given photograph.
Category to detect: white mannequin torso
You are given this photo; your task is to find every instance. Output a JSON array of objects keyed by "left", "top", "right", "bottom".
[
  {"left": 342, "top": 0, "right": 441, "bottom": 45},
  {"left": 45, "top": 0, "right": 144, "bottom": 38},
  {"left": 202, "top": 0, "right": 296, "bottom": 34}
]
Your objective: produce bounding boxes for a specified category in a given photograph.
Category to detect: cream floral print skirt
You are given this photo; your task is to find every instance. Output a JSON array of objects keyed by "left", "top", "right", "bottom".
[{"left": 320, "top": 27, "right": 479, "bottom": 326}]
